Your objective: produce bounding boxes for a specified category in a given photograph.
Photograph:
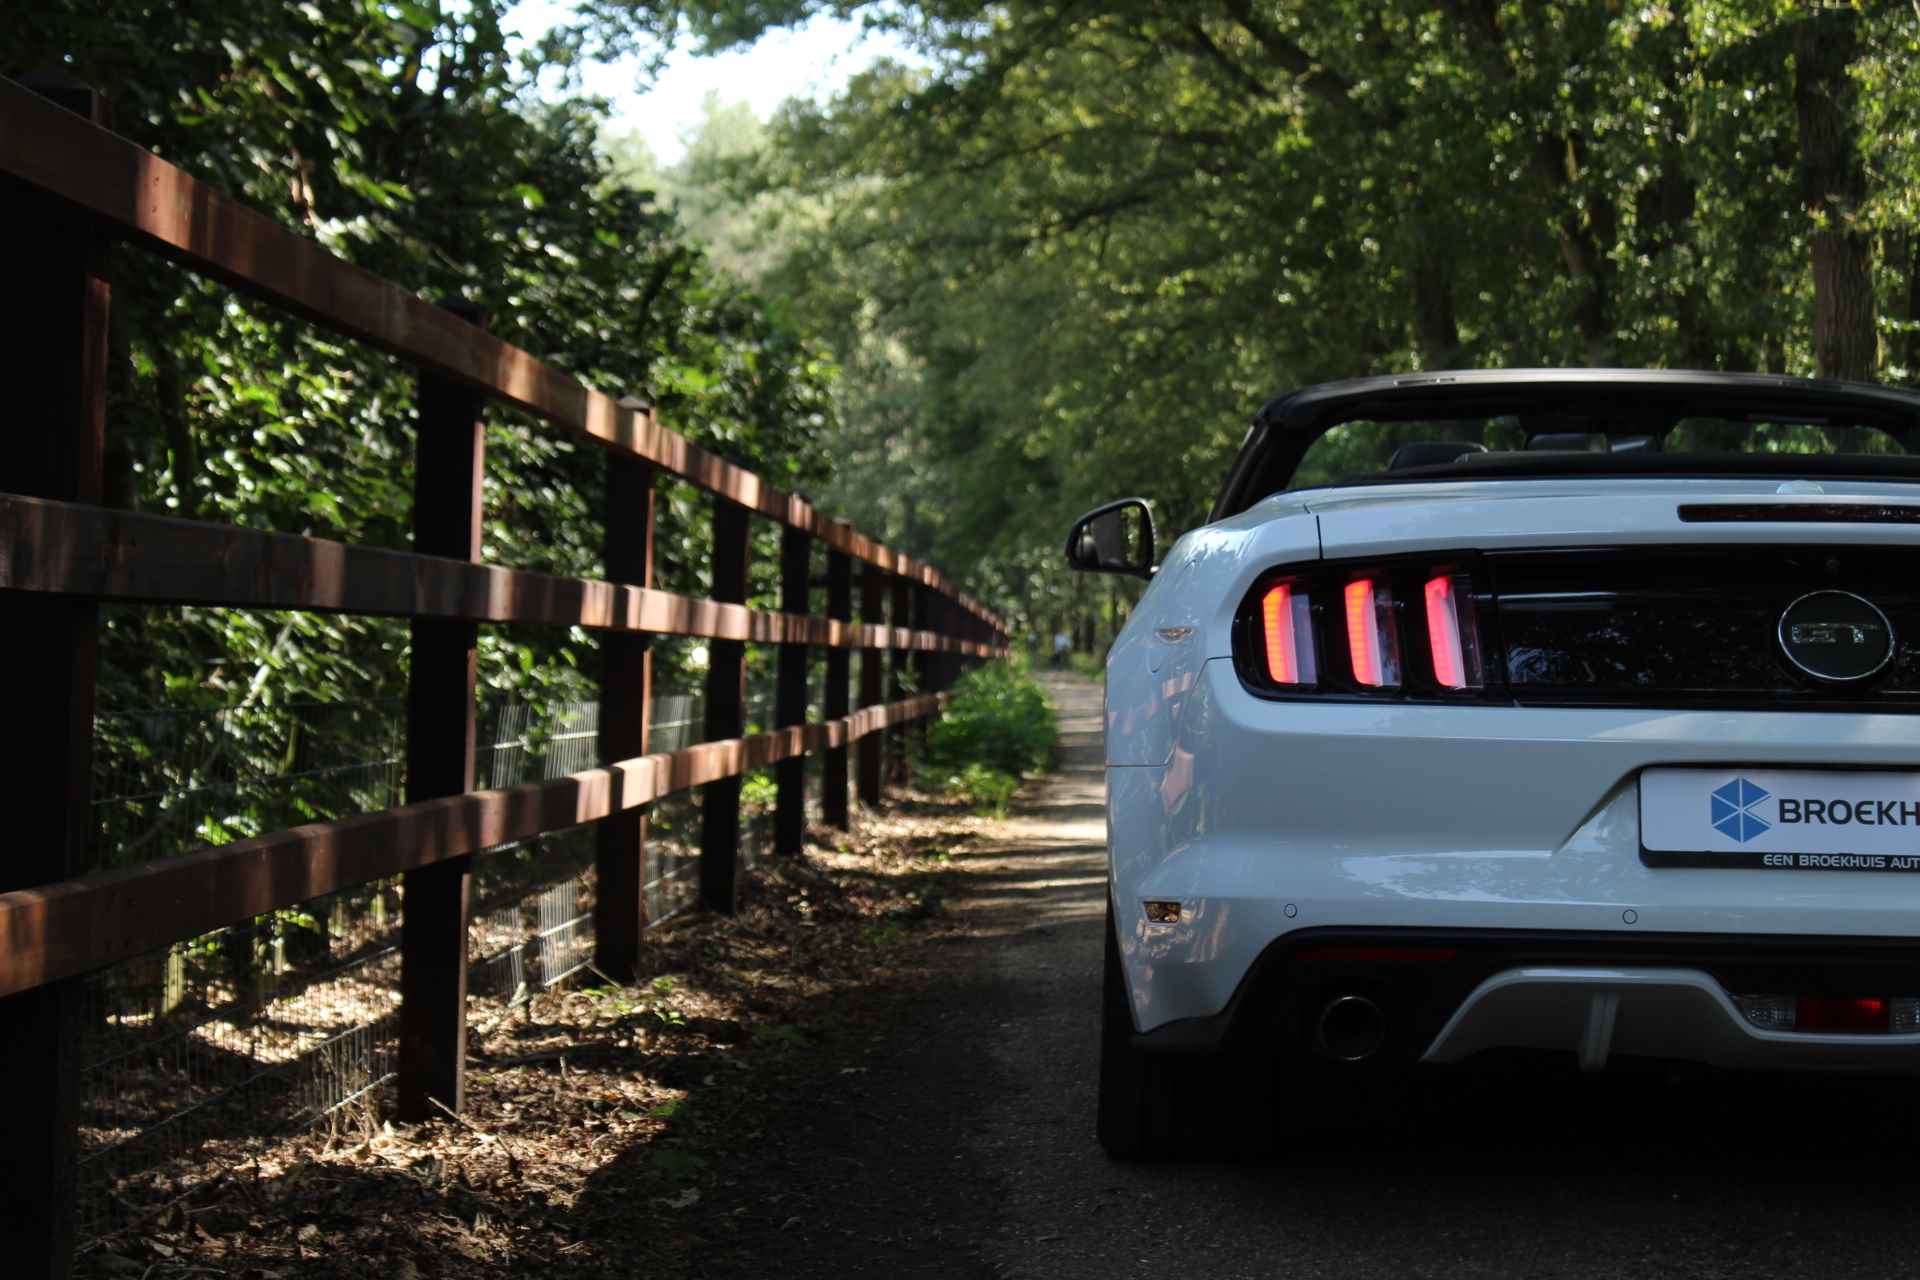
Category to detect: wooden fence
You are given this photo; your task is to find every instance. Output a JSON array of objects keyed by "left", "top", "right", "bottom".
[{"left": 0, "top": 75, "right": 1006, "bottom": 1276}]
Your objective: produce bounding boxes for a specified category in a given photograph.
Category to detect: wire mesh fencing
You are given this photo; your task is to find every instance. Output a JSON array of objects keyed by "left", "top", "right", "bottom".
[
  {"left": 73, "top": 686, "right": 749, "bottom": 1243},
  {"left": 90, "top": 700, "right": 407, "bottom": 870}
]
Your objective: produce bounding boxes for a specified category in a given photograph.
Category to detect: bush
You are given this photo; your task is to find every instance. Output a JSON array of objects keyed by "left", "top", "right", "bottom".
[
  {"left": 944, "top": 762, "right": 1021, "bottom": 816},
  {"left": 922, "top": 663, "right": 1057, "bottom": 814},
  {"left": 1068, "top": 651, "right": 1105, "bottom": 681}
]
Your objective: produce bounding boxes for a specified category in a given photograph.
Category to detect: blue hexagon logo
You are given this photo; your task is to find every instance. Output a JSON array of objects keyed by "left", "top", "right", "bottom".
[{"left": 1710, "top": 778, "right": 1771, "bottom": 843}]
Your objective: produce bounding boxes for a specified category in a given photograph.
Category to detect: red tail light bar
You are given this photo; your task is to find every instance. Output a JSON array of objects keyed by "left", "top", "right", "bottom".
[
  {"left": 1344, "top": 579, "right": 1394, "bottom": 687},
  {"left": 1257, "top": 581, "right": 1320, "bottom": 687},
  {"left": 1423, "top": 574, "right": 1484, "bottom": 690},
  {"left": 1236, "top": 555, "right": 1495, "bottom": 699}
]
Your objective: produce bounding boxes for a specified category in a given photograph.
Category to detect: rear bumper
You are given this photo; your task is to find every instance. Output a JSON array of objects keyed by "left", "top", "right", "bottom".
[
  {"left": 1427, "top": 967, "right": 1920, "bottom": 1071},
  {"left": 1134, "top": 928, "right": 1920, "bottom": 1073},
  {"left": 1108, "top": 657, "right": 1920, "bottom": 1036}
]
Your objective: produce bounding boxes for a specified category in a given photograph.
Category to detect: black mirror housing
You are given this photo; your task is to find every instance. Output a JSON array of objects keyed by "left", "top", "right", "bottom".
[{"left": 1065, "top": 498, "right": 1156, "bottom": 580}]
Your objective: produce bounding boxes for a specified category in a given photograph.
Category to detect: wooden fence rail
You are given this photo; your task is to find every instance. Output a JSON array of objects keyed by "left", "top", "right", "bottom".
[{"left": 0, "top": 76, "right": 1006, "bottom": 1277}]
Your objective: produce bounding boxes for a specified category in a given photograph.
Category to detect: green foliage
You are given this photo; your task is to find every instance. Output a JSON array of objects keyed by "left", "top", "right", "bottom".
[
  {"left": 658, "top": 0, "right": 1920, "bottom": 642},
  {"left": 939, "top": 763, "right": 1020, "bottom": 818},
  {"left": 921, "top": 663, "right": 1056, "bottom": 814},
  {"left": 11, "top": 2, "right": 847, "bottom": 857},
  {"left": 603, "top": 93, "right": 808, "bottom": 282},
  {"left": 740, "top": 769, "right": 779, "bottom": 812}
]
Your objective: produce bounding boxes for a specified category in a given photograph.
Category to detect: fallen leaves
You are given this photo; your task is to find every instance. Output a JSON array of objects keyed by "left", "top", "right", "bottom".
[{"left": 74, "top": 789, "right": 985, "bottom": 1280}]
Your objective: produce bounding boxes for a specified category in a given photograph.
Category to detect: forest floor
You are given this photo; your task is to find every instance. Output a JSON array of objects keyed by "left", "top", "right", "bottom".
[
  {"left": 81, "top": 672, "right": 1920, "bottom": 1280},
  {"left": 73, "top": 745, "right": 1014, "bottom": 1280}
]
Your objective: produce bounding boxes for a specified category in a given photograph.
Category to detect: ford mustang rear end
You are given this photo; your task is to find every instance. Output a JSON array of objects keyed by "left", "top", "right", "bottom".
[{"left": 1067, "top": 369, "right": 1920, "bottom": 1156}]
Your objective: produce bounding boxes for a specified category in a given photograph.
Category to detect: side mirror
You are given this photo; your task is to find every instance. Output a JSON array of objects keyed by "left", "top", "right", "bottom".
[{"left": 1065, "top": 498, "right": 1155, "bottom": 580}]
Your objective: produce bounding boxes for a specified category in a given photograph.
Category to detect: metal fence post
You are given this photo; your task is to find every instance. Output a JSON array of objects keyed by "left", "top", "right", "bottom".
[
  {"left": 595, "top": 411, "right": 655, "bottom": 980},
  {"left": 775, "top": 525, "right": 811, "bottom": 855},
  {"left": 397, "top": 304, "right": 487, "bottom": 1121},
  {"left": 0, "top": 75, "right": 109, "bottom": 1280},
  {"left": 857, "top": 564, "right": 886, "bottom": 807},
  {"left": 700, "top": 498, "right": 750, "bottom": 912}
]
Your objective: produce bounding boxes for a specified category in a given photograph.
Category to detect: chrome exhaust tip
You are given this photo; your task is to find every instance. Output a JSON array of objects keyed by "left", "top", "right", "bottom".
[{"left": 1315, "top": 994, "right": 1386, "bottom": 1062}]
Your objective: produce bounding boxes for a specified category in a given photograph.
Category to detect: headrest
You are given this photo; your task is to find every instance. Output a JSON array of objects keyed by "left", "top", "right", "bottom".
[
  {"left": 1526, "top": 432, "right": 1603, "bottom": 452},
  {"left": 1386, "top": 441, "right": 1490, "bottom": 470}
]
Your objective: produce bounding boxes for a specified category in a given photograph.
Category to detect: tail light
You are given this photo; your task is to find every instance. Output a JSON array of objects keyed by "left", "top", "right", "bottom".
[
  {"left": 1343, "top": 579, "right": 1400, "bottom": 687},
  {"left": 1237, "top": 555, "right": 1496, "bottom": 700},
  {"left": 1259, "top": 583, "right": 1317, "bottom": 685},
  {"left": 1423, "top": 574, "right": 1484, "bottom": 690}
]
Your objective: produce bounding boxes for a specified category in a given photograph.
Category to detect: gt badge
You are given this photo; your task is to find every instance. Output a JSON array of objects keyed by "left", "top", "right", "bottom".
[{"left": 1777, "top": 590, "right": 1895, "bottom": 683}]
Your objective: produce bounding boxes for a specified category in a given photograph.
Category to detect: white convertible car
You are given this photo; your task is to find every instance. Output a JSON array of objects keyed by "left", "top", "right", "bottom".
[{"left": 1067, "top": 369, "right": 1920, "bottom": 1156}]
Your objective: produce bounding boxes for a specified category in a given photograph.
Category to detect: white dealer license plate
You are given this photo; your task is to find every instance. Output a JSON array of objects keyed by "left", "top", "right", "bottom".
[{"left": 1641, "top": 768, "right": 1920, "bottom": 871}]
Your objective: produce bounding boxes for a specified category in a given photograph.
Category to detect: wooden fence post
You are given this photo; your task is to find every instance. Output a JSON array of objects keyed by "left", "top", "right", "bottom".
[
  {"left": 951, "top": 597, "right": 969, "bottom": 684},
  {"left": 397, "top": 304, "right": 487, "bottom": 1121},
  {"left": 700, "top": 499, "right": 750, "bottom": 912},
  {"left": 823, "top": 538, "right": 853, "bottom": 829},
  {"left": 888, "top": 575, "right": 913, "bottom": 784},
  {"left": 594, "top": 411, "right": 655, "bottom": 980},
  {"left": 857, "top": 564, "right": 886, "bottom": 807},
  {"left": 774, "top": 525, "right": 811, "bottom": 855},
  {"left": 910, "top": 582, "right": 933, "bottom": 759},
  {"left": 0, "top": 75, "right": 109, "bottom": 1280},
  {"left": 932, "top": 594, "right": 957, "bottom": 693}
]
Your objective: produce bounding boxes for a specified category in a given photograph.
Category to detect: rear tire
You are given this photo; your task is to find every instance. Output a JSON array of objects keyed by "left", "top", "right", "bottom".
[{"left": 1096, "top": 896, "right": 1177, "bottom": 1158}]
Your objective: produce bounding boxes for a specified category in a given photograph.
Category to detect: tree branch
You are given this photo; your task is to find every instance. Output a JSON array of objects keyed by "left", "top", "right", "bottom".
[
  {"left": 1171, "top": 20, "right": 1280, "bottom": 102},
  {"left": 1218, "top": 0, "right": 1359, "bottom": 112}
]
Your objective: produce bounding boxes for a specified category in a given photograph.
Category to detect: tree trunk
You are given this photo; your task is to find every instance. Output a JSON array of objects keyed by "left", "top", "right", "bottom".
[
  {"left": 1794, "top": 11, "right": 1877, "bottom": 381},
  {"left": 1533, "top": 132, "right": 1616, "bottom": 364},
  {"left": 1904, "top": 230, "right": 1920, "bottom": 382},
  {"left": 1632, "top": 23, "right": 1712, "bottom": 370},
  {"left": 1410, "top": 252, "right": 1461, "bottom": 369}
]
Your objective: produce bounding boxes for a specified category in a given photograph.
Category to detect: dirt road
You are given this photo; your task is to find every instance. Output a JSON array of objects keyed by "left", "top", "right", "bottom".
[{"left": 697, "top": 674, "right": 1920, "bottom": 1279}]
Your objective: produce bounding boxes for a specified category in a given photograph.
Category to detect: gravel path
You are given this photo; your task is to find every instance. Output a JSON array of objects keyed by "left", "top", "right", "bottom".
[{"left": 701, "top": 673, "right": 1920, "bottom": 1280}]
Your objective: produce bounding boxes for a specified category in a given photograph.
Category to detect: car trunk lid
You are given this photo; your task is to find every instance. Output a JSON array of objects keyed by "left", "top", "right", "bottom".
[{"left": 1305, "top": 477, "right": 1920, "bottom": 559}]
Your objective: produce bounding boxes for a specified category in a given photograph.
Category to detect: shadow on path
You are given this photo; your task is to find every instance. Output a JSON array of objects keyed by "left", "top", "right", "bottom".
[{"left": 668, "top": 673, "right": 1920, "bottom": 1280}]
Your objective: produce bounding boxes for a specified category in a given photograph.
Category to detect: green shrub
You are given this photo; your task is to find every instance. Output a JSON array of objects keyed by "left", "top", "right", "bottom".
[
  {"left": 921, "top": 663, "right": 1057, "bottom": 814},
  {"left": 943, "top": 762, "right": 1021, "bottom": 817},
  {"left": 1068, "top": 651, "right": 1105, "bottom": 681}
]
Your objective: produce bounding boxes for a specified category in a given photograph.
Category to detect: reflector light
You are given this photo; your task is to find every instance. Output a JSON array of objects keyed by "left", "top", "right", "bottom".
[
  {"left": 1796, "top": 995, "right": 1891, "bottom": 1033},
  {"left": 1344, "top": 579, "right": 1399, "bottom": 687},
  {"left": 1741, "top": 994, "right": 1920, "bottom": 1033}
]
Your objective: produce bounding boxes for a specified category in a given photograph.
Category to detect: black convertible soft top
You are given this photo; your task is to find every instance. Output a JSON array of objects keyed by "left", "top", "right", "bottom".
[{"left": 1210, "top": 369, "right": 1920, "bottom": 521}]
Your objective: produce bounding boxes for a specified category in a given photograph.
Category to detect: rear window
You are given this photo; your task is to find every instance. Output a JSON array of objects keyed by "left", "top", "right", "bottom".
[{"left": 1289, "top": 415, "right": 1911, "bottom": 491}]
